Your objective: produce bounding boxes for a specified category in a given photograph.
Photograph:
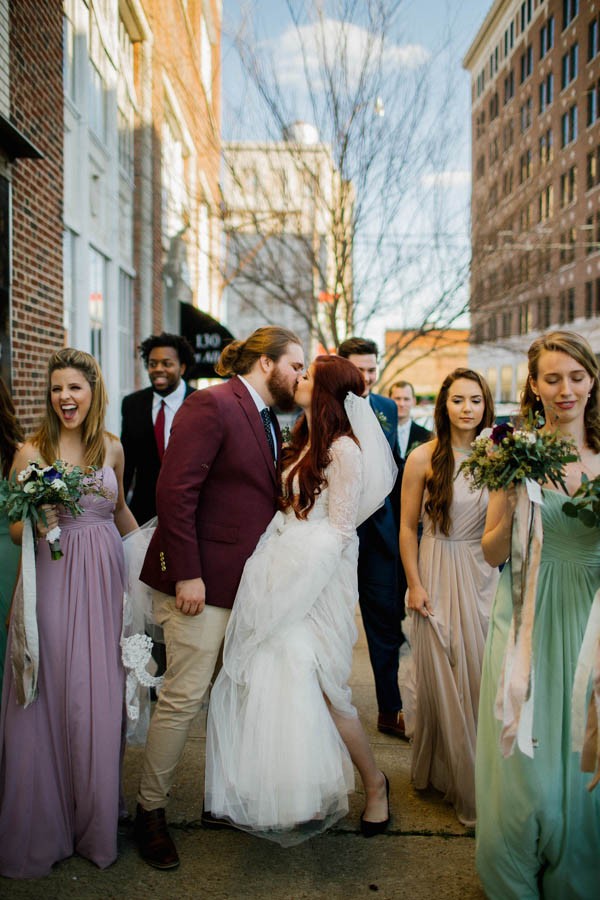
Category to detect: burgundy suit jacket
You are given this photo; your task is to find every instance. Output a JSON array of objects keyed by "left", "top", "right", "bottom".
[{"left": 140, "top": 376, "right": 281, "bottom": 609}]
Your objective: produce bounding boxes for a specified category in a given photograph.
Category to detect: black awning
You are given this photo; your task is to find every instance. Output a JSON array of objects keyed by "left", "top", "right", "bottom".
[
  {"left": 179, "top": 302, "right": 235, "bottom": 379},
  {"left": 0, "top": 114, "right": 43, "bottom": 161}
]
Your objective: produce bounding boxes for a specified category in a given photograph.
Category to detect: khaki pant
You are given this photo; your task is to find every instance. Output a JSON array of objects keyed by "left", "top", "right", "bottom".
[{"left": 137, "top": 591, "right": 230, "bottom": 810}]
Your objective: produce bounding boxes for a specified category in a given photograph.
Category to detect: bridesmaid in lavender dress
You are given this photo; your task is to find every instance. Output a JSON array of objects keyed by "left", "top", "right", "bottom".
[{"left": 0, "top": 349, "right": 137, "bottom": 879}]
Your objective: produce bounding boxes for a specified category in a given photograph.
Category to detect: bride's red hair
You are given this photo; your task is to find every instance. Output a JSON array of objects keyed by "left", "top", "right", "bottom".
[{"left": 281, "top": 354, "right": 364, "bottom": 519}]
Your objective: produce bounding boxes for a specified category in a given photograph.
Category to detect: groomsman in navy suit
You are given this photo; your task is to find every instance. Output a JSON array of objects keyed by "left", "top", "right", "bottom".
[
  {"left": 121, "top": 332, "right": 195, "bottom": 526},
  {"left": 338, "top": 337, "right": 407, "bottom": 739}
]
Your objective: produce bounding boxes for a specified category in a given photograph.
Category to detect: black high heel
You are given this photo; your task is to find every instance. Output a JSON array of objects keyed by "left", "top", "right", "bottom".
[{"left": 360, "top": 773, "right": 390, "bottom": 837}]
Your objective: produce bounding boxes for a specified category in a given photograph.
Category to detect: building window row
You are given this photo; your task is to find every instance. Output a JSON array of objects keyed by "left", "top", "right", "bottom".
[
  {"left": 561, "top": 103, "right": 578, "bottom": 146},
  {"left": 520, "top": 148, "right": 532, "bottom": 183},
  {"left": 559, "top": 165, "right": 577, "bottom": 208},
  {"left": 539, "top": 72, "right": 553, "bottom": 113},
  {"left": 520, "top": 1, "right": 533, "bottom": 34},
  {"left": 561, "top": 42, "right": 578, "bottom": 90}
]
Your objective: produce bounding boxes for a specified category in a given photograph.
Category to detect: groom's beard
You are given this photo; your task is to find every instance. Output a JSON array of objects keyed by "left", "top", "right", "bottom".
[{"left": 267, "top": 367, "right": 296, "bottom": 412}]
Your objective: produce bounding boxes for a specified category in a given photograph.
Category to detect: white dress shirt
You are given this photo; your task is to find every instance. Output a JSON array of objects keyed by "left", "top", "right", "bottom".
[
  {"left": 397, "top": 419, "right": 412, "bottom": 459},
  {"left": 239, "top": 375, "right": 277, "bottom": 462},
  {"left": 152, "top": 379, "right": 187, "bottom": 450}
]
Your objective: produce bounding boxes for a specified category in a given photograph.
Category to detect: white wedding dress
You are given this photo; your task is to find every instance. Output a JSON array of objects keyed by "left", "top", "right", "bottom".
[{"left": 205, "top": 436, "right": 371, "bottom": 844}]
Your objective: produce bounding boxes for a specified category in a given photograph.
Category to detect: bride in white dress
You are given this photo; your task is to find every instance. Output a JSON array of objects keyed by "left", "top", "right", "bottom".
[{"left": 204, "top": 354, "right": 397, "bottom": 844}]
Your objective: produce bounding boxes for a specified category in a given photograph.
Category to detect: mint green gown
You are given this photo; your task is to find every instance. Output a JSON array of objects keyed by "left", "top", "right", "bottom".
[
  {"left": 0, "top": 512, "right": 20, "bottom": 700},
  {"left": 475, "top": 489, "right": 600, "bottom": 899}
]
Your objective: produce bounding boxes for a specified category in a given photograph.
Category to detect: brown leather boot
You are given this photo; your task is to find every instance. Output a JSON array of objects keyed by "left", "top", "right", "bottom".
[
  {"left": 134, "top": 803, "right": 180, "bottom": 869},
  {"left": 377, "top": 710, "right": 409, "bottom": 740}
]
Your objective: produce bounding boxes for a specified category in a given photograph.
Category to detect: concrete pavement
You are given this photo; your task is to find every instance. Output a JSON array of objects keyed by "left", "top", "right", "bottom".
[{"left": 4, "top": 616, "right": 486, "bottom": 900}]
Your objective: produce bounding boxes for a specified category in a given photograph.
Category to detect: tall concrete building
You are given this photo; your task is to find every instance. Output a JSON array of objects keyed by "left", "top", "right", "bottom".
[
  {"left": 464, "top": 0, "right": 600, "bottom": 402},
  {"left": 222, "top": 122, "right": 354, "bottom": 356}
]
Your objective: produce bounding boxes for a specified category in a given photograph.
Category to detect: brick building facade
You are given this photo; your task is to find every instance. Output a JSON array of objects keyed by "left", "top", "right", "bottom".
[
  {"left": 464, "top": 0, "right": 600, "bottom": 401},
  {"left": 1, "top": 0, "right": 63, "bottom": 430}
]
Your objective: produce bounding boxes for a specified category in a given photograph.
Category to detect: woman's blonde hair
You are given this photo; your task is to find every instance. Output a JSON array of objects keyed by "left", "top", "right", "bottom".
[
  {"left": 521, "top": 330, "right": 600, "bottom": 452},
  {"left": 31, "top": 348, "right": 108, "bottom": 467}
]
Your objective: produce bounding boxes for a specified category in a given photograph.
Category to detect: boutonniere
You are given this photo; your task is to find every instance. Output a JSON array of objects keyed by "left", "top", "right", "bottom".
[
  {"left": 374, "top": 409, "right": 390, "bottom": 431},
  {"left": 281, "top": 425, "right": 292, "bottom": 444}
]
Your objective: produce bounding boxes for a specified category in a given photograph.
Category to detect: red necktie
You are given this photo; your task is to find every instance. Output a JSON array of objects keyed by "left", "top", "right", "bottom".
[{"left": 154, "top": 400, "right": 166, "bottom": 462}]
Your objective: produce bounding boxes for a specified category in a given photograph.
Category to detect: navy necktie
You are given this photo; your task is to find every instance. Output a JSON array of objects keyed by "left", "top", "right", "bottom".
[{"left": 260, "top": 407, "right": 276, "bottom": 460}]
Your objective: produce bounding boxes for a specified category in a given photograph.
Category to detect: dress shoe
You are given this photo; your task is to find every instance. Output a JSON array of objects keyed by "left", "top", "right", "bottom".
[
  {"left": 360, "top": 773, "right": 391, "bottom": 838},
  {"left": 134, "top": 804, "right": 180, "bottom": 870},
  {"left": 377, "top": 710, "right": 409, "bottom": 740},
  {"left": 201, "top": 803, "right": 236, "bottom": 831}
]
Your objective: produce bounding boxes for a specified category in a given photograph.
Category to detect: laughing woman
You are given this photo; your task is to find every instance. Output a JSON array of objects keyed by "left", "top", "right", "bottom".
[{"left": 0, "top": 349, "right": 137, "bottom": 879}]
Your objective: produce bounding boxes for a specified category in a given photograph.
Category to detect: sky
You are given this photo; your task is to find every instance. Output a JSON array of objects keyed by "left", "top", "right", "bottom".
[{"left": 219, "top": 1, "right": 491, "bottom": 343}]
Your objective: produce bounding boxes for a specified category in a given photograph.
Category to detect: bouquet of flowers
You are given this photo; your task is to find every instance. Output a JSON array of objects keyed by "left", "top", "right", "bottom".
[
  {"left": 0, "top": 460, "right": 92, "bottom": 560},
  {"left": 563, "top": 474, "right": 600, "bottom": 527},
  {"left": 459, "top": 420, "right": 577, "bottom": 493}
]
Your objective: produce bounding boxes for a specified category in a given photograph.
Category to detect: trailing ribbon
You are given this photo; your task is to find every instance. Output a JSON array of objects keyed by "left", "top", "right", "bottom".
[
  {"left": 495, "top": 481, "right": 544, "bottom": 758},
  {"left": 10, "top": 518, "right": 39, "bottom": 706},
  {"left": 572, "top": 590, "right": 600, "bottom": 791}
]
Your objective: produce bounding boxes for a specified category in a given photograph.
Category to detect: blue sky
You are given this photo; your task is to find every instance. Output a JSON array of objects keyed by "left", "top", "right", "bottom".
[{"left": 219, "top": 1, "right": 491, "bottom": 339}]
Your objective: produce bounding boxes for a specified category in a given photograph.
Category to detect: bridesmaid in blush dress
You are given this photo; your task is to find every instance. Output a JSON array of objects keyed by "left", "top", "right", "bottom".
[
  {"left": 0, "top": 349, "right": 137, "bottom": 879},
  {"left": 399, "top": 368, "right": 499, "bottom": 827}
]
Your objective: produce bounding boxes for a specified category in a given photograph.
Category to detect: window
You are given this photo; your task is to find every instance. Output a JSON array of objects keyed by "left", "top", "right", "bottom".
[
  {"left": 520, "top": 203, "right": 531, "bottom": 231},
  {"left": 117, "top": 18, "right": 136, "bottom": 182},
  {"left": 559, "top": 287, "right": 575, "bottom": 323},
  {"left": 586, "top": 147, "right": 600, "bottom": 189},
  {"left": 118, "top": 270, "right": 134, "bottom": 402},
  {"left": 477, "top": 69, "right": 486, "bottom": 98},
  {"left": 584, "top": 211, "right": 600, "bottom": 252},
  {"left": 504, "top": 70, "right": 515, "bottom": 104},
  {"left": 539, "top": 182, "right": 553, "bottom": 220},
  {"left": 521, "top": 1, "right": 533, "bottom": 33},
  {"left": 562, "top": 0, "right": 579, "bottom": 31},
  {"left": 561, "top": 104, "right": 578, "bottom": 146},
  {"left": 500, "top": 365, "right": 513, "bottom": 403},
  {"left": 490, "top": 92, "right": 499, "bottom": 121},
  {"left": 540, "top": 16, "right": 555, "bottom": 57},
  {"left": 589, "top": 17, "right": 599, "bottom": 61},
  {"left": 520, "top": 149, "right": 532, "bottom": 182},
  {"left": 559, "top": 228, "right": 576, "bottom": 264},
  {"left": 488, "top": 183, "right": 498, "bottom": 211},
  {"left": 519, "top": 304, "right": 530, "bottom": 335},
  {"left": 588, "top": 81, "right": 600, "bottom": 127},
  {"left": 520, "top": 45, "right": 533, "bottom": 83},
  {"left": 585, "top": 279, "right": 600, "bottom": 315},
  {"left": 502, "top": 168, "right": 514, "bottom": 197},
  {"left": 63, "top": 5, "right": 77, "bottom": 103},
  {"left": 489, "top": 137, "right": 499, "bottom": 165},
  {"left": 503, "top": 119, "right": 514, "bottom": 150},
  {"left": 561, "top": 43, "right": 578, "bottom": 89},
  {"left": 89, "top": 247, "right": 106, "bottom": 366},
  {"left": 63, "top": 229, "right": 76, "bottom": 345},
  {"left": 539, "top": 73, "right": 553, "bottom": 113},
  {"left": 560, "top": 165, "right": 577, "bottom": 207},
  {"left": 537, "top": 296, "right": 552, "bottom": 329},
  {"left": 488, "top": 316, "right": 497, "bottom": 341},
  {"left": 520, "top": 97, "right": 533, "bottom": 132},
  {"left": 539, "top": 128, "right": 553, "bottom": 165},
  {"left": 504, "top": 22, "right": 515, "bottom": 57},
  {"left": 476, "top": 111, "right": 486, "bottom": 139},
  {"left": 476, "top": 155, "right": 485, "bottom": 179},
  {"left": 502, "top": 310, "right": 512, "bottom": 337}
]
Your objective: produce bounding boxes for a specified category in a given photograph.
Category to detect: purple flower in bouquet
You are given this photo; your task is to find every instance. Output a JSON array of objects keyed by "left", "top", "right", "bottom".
[{"left": 490, "top": 422, "right": 514, "bottom": 445}]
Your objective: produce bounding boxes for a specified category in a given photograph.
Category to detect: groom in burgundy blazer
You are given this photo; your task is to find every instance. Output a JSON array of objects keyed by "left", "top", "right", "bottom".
[{"left": 135, "top": 326, "right": 304, "bottom": 870}]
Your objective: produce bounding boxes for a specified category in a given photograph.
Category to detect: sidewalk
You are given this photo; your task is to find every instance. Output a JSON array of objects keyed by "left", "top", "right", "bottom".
[{"left": 5, "top": 617, "right": 486, "bottom": 900}]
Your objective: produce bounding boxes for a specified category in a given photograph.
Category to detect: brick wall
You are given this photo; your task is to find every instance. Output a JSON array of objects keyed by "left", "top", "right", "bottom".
[{"left": 10, "top": 0, "right": 63, "bottom": 432}]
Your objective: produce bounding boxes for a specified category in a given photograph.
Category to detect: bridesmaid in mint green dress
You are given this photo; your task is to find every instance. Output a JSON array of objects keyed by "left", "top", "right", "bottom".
[
  {"left": 0, "top": 376, "right": 23, "bottom": 701},
  {"left": 476, "top": 332, "right": 600, "bottom": 899}
]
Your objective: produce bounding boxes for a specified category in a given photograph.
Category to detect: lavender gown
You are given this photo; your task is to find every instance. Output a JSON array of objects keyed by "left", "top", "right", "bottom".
[{"left": 0, "top": 467, "right": 125, "bottom": 879}]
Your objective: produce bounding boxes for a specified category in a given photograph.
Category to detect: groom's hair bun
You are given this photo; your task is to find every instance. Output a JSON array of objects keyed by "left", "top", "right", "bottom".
[{"left": 215, "top": 326, "right": 302, "bottom": 377}]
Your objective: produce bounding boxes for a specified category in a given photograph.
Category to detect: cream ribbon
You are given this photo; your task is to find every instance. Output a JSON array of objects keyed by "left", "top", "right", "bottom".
[
  {"left": 495, "top": 481, "right": 544, "bottom": 758},
  {"left": 571, "top": 590, "right": 600, "bottom": 791},
  {"left": 10, "top": 518, "right": 39, "bottom": 706}
]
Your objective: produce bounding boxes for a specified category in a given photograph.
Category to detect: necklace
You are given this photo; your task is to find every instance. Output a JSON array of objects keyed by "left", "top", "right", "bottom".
[{"left": 451, "top": 446, "right": 472, "bottom": 455}]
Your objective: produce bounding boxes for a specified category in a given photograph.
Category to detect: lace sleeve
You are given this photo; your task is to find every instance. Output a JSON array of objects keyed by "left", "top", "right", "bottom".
[{"left": 327, "top": 437, "right": 362, "bottom": 542}]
